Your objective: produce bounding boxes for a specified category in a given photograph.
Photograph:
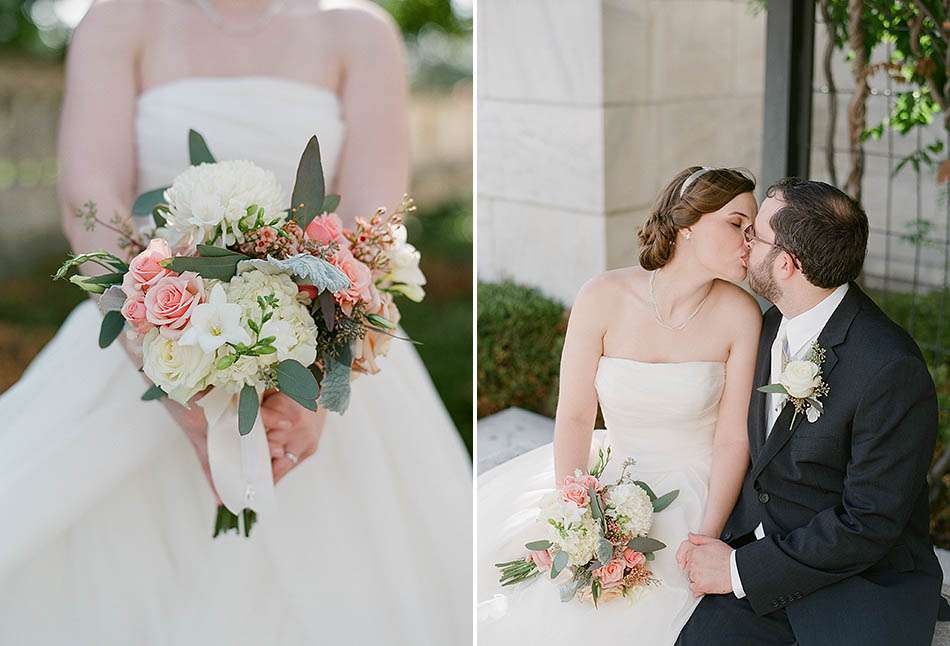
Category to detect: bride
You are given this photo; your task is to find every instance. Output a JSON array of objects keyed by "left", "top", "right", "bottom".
[
  {"left": 0, "top": 0, "right": 470, "bottom": 644},
  {"left": 477, "top": 167, "right": 762, "bottom": 645}
]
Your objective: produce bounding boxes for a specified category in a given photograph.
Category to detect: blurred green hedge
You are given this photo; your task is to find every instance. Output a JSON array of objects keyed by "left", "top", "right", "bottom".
[{"left": 476, "top": 280, "right": 566, "bottom": 419}]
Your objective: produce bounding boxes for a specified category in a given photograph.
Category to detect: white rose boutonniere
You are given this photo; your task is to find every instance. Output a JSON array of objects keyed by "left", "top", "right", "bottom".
[{"left": 758, "top": 342, "right": 831, "bottom": 428}]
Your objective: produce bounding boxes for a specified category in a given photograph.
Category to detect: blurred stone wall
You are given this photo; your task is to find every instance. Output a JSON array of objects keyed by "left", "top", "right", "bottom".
[{"left": 477, "top": 0, "right": 765, "bottom": 304}]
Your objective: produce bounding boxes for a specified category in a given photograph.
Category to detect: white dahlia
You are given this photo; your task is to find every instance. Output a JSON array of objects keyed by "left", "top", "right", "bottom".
[{"left": 163, "top": 160, "right": 287, "bottom": 246}]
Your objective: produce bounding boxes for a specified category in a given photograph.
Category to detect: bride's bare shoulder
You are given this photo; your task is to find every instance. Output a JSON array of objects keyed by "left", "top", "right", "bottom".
[
  {"left": 711, "top": 280, "right": 763, "bottom": 333},
  {"left": 573, "top": 266, "right": 646, "bottom": 312},
  {"left": 319, "top": 0, "right": 402, "bottom": 40},
  {"left": 72, "top": 0, "right": 150, "bottom": 43}
]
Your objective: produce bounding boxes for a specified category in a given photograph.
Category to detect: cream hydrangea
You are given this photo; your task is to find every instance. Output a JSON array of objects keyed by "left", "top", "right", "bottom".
[
  {"left": 207, "top": 269, "right": 317, "bottom": 389},
  {"left": 142, "top": 328, "right": 215, "bottom": 404},
  {"left": 163, "top": 160, "right": 287, "bottom": 246},
  {"left": 538, "top": 492, "right": 600, "bottom": 567},
  {"left": 605, "top": 483, "right": 654, "bottom": 537}
]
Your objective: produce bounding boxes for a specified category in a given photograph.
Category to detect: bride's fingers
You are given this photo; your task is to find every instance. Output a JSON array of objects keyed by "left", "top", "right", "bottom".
[
  {"left": 269, "top": 440, "right": 285, "bottom": 459},
  {"left": 260, "top": 406, "right": 292, "bottom": 431},
  {"left": 273, "top": 437, "right": 317, "bottom": 484}
]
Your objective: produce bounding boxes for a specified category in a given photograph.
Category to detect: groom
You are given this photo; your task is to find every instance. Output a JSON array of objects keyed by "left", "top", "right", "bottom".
[{"left": 676, "top": 178, "right": 944, "bottom": 646}]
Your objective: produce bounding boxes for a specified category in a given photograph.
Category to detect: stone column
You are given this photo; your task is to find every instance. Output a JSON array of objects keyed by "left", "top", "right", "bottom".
[{"left": 477, "top": 0, "right": 766, "bottom": 305}]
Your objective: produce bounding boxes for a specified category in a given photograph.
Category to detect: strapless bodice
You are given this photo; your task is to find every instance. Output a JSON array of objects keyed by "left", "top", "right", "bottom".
[
  {"left": 134, "top": 76, "right": 345, "bottom": 194},
  {"left": 594, "top": 357, "right": 726, "bottom": 469}
]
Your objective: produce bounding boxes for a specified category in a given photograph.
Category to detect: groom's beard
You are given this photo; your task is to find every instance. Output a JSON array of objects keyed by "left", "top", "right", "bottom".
[{"left": 748, "top": 251, "right": 783, "bottom": 303}]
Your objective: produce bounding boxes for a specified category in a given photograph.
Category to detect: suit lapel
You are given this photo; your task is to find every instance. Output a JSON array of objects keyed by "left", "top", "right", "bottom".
[
  {"left": 749, "top": 283, "right": 864, "bottom": 481},
  {"left": 750, "top": 310, "right": 781, "bottom": 458}
]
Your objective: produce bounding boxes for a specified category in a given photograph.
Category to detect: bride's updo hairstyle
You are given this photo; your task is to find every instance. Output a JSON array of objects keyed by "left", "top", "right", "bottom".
[{"left": 638, "top": 166, "right": 755, "bottom": 270}]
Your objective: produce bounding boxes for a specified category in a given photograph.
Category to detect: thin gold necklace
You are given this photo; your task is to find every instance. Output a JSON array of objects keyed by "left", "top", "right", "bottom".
[{"left": 649, "top": 269, "right": 711, "bottom": 331}]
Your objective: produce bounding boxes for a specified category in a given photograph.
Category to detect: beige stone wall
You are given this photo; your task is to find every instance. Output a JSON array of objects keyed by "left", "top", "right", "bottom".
[{"left": 477, "top": 0, "right": 766, "bottom": 304}]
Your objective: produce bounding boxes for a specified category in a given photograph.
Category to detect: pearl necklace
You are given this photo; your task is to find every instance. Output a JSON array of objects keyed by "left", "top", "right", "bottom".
[
  {"left": 649, "top": 269, "right": 711, "bottom": 331},
  {"left": 195, "top": 0, "right": 287, "bottom": 35}
]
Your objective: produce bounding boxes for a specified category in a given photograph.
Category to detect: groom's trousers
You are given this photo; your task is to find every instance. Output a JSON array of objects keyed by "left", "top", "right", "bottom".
[{"left": 675, "top": 593, "right": 797, "bottom": 646}]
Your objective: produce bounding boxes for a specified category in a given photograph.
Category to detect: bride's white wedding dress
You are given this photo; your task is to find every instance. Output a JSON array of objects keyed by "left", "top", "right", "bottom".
[
  {"left": 0, "top": 77, "right": 471, "bottom": 645},
  {"left": 477, "top": 357, "right": 725, "bottom": 645}
]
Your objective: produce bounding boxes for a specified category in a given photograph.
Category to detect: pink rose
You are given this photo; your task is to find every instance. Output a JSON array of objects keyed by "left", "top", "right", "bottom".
[
  {"left": 352, "top": 292, "right": 399, "bottom": 375},
  {"left": 564, "top": 473, "right": 600, "bottom": 492},
  {"left": 305, "top": 213, "right": 345, "bottom": 244},
  {"left": 123, "top": 238, "right": 174, "bottom": 296},
  {"left": 144, "top": 271, "right": 204, "bottom": 335},
  {"left": 526, "top": 549, "right": 553, "bottom": 571},
  {"left": 332, "top": 248, "right": 377, "bottom": 316},
  {"left": 120, "top": 292, "right": 152, "bottom": 334},
  {"left": 594, "top": 559, "right": 625, "bottom": 587},
  {"left": 561, "top": 482, "right": 590, "bottom": 507},
  {"left": 622, "top": 548, "right": 645, "bottom": 569}
]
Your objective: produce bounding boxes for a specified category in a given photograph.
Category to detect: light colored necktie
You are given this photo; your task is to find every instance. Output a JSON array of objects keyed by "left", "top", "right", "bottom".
[{"left": 767, "top": 325, "right": 789, "bottom": 437}]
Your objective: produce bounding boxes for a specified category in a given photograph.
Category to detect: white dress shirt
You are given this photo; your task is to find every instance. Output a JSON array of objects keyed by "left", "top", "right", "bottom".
[{"left": 729, "top": 283, "right": 849, "bottom": 598}]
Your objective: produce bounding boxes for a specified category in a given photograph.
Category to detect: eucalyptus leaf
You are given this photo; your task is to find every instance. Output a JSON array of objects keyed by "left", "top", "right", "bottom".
[
  {"left": 97, "top": 286, "right": 127, "bottom": 314},
  {"left": 525, "top": 540, "right": 552, "bottom": 551},
  {"left": 275, "top": 359, "right": 319, "bottom": 401},
  {"left": 634, "top": 480, "right": 657, "bottom": 502},
  {"left": 164, "top": 254, "right": 247, "bottom": 280},
  {"left": 132, "top": 187, "right": 168, "bottom": 217},
  {"left": 189, "top": 129, "right": 216, "bottom": 165},
  {"left": 645, "top": 552, "right": 655, "bottom": 561},
  {"left": 238, "top": 384, "right": 259, "bottom": 436},
  {"left": 757, "top": 384, "right": 788, "bottom": 395},
  {"left": 322, "top": 194, "right": 340, "bottom": 213},
  {"left": 141, "top": 384, "right": 166, "bottom": 401},
  {"left": 318, "top": 345, "right": 352, "bottom": 413},
  {"left": 318, "top": 290, "right": 336, "bottom": 331},
  {"left": 98, "top": 310, "right": 125, "bottom": 348},
  {"left": 627, "top": 536, "right": 667, "bottom": 553},
  {"left": 589, "top": 485, "right": 603, "bottom": 520},
  {"left": 550, "top": 550, "right": 569, "bottom": 579},
  {"left": 196, "top": 244, "right": 245, "bottom": 258},
  {"left": 596, "top": 538, "right": 613, "bottom": 565},
  {"left": 652, "top": 489, "right": 680, "bottom": 513},
  {"left": 559, "top": 579, "right": 581, "bottom": 602},
  {"left": 290, "top": 136, "right": 326, "bottom": 230}
]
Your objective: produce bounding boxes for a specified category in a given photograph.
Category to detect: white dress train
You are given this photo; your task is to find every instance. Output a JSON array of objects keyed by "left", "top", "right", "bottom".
[
  {"left": 0, "top": 76, "right": 472, "bottom": 646},
  {"left": 477, "top": 357, "right": 725, "bottom": 646}
]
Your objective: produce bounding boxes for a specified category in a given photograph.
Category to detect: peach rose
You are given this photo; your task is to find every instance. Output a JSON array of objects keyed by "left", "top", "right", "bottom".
[
  {"left": 122, "top": 238, "right": 174, "bottom": 296},
  {"left": 561, "top": 482, "right": 591, "bottom": 507},
  {"left": 564, "top": 473, "right": 600, "bottom": 492},
  {"left": 144, "top": 271, "right": 204, "bottom": 335},
  {"left": 352, "top": 291, "right": 399, "bottom": 375},
  {"left": 527, "top": 549, "right": 553, "bottom": 571},
  {"left": 333, "top": 248, "right": 377, "bottom": 316},
  {"left": 120, "top": 292, "right": 152, "bottom": 334},
  {"left": 305, "top": 213, "right": 345, "bottom": 244},
  {"left": 594, "top": 559, "right": 626, "bottom": 587},
  {"left": 622, "top": 548, "right": 645, "bottom": 569}
]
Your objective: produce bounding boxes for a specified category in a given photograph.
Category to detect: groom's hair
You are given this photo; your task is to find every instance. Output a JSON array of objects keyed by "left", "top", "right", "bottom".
[{"left": 766, "top": 178, "right": 868, "bottom": 288}]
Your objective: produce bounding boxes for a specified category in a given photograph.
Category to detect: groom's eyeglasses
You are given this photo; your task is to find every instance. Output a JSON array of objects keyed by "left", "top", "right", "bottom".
[{"left": 742, "top": 224, "right": 802, "bottom": 269}]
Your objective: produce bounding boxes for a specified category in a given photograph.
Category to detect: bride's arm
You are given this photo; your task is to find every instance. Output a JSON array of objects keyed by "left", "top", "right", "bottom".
[
  {"left": 552, "top": 277, "right": 609, "bottom": 484},
  {"left": 58, "top": 1, "right": 142, "bottom": 262},
  {"left": 329, "top": 6, "right": 410, "bottom": 227},
  {"left": 696, "top": 292, "right": 761, "bottom": 537}
]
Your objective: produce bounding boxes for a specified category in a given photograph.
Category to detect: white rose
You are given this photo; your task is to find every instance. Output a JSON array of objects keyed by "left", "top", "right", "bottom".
[
  {"left": 163, "top": 160, "right": 286, "bottom": 245},
  {"left": 142, "top": 328, "right": 214, "bottom": 404},
  {"left": 779, "top": 360, "right": 822, "bottom": 399}
]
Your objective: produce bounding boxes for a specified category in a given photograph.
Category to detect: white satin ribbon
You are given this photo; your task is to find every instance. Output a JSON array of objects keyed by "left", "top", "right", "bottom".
[{"left": 198, "top": 386, "right": 276, "bottom": 517}]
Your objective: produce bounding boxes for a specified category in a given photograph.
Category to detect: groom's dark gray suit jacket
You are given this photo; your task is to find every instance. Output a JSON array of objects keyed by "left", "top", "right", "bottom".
[{"left": 721, "top": 282, "right": 943, "bottom": 643}]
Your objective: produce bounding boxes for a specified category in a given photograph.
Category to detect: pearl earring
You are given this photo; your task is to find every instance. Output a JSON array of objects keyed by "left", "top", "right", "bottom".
[{"left": 684, "top": 231, "right": 692, "bottom": 241}]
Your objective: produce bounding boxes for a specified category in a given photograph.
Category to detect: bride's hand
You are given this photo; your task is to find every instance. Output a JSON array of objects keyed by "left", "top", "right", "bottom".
[{"left": 260, "top": 390, "right": 328, "bottom": 484}]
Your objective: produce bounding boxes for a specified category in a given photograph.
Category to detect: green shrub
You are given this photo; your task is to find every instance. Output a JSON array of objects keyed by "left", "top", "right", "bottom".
[{"left": 477, "top": 281, "right": 567, "bottom": 418}]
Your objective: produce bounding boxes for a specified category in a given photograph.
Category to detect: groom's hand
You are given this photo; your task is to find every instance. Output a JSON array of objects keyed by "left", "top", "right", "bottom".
[{"left": 684, "top": 532, "right": 733, "bottom": 597}]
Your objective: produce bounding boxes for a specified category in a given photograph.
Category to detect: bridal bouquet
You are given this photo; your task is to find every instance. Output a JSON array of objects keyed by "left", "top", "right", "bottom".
[
  {"left": 495, "top": 448, "right": 679, "bottom": 607},
  {"left": 54, "top": 130, "right": 426, "bottom": 537}
]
